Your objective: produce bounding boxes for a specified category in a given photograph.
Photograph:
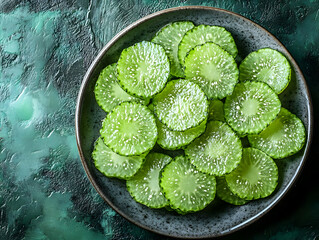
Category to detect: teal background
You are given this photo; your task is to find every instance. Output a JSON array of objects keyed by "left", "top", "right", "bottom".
[{"left": 0, "top": 0, "right": 318, "bottom": 239}]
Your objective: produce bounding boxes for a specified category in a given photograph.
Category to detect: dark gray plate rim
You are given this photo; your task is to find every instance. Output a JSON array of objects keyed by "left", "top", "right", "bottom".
[{"left": 75, "top": 6, "right": 313, "bottom": 239}]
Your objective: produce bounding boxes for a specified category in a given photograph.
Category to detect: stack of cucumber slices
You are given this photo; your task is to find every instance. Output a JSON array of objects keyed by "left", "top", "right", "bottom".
[{"left": 92, "top": 21, "right": 306, "bottom": 214}]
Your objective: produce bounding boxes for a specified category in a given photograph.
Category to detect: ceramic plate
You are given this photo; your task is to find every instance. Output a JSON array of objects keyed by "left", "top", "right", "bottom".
[{"left": 75, "top": 6, "right": 313, "bottom": 239}]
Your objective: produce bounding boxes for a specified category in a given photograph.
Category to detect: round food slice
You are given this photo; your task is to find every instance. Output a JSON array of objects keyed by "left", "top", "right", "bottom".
[
  {"left": 185, "top": 121, "right": 242, "bottom": 176},
  {"left": 117, "top": 41, "right": 170, "bottom": 98},
  {"left": 208, "top": 99, "right": 225, "bottom": 122},
  {"left": 92, "top": 137, "right": 146, "bottom": 179},
  {"left": 94, "top": 63, "right": 148, "bottom": 112},
  {"left": 126, "top": 153, "right": 172, "bottom": 208},
  {"left": 184, "top": 42, "right": 239, "bottom": 99},
  {"left": 156, "top": 118, "right": 206, "bottom": 150},
  {"left": 160, "top": 155, "right": 216, "bottom": 213},
  {"left": 225, "top": 148, "right": 278, "bottom": 200},
  {"left": 216, "top": 177, "right": 248, "bottom": 205},
  {"left": 152, "top": 21, "right": 194, "bottom": 77},
  {"left": 178, "top": 24, "right": 238, "bottom": 65},
  {"left": 224, "top": 81, "right": 281, "bottom": 135},
  {"left": 100, "top": 102, "right": 157, "bottom": 156},
  {"left": 248, "top": 108, "right": 306, "bottom": 159},
  {"left": 239, "top": 48, "right": 291, "bottom": 94},
  {"left": 153, "top": 79, "right": 208, "bottom": 131}
]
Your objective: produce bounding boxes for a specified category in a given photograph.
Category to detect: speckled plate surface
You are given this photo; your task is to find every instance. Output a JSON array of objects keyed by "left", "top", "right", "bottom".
[{"left": 75, "top": 6, "right": 313, "bottom": 239}]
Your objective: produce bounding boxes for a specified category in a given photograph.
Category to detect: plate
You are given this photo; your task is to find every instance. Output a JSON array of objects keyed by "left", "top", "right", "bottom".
[{"left": 75, "top": 6, "right": 313, "bottom": 239}]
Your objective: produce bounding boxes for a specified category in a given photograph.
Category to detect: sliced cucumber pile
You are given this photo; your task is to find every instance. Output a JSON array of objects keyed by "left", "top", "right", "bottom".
[
  {"left": 184, "top": 42, "right": 239, "bottom": 99},
  {"left": 153, "top": 79, "right": 208, "bottom": 131},
  {"left": 239, "top": 48, "right": 291, "bottom": 94},
  {"left": 248, "top": 108, "right": 306, "bottom": 159},
  {"left": 160, "top": 155, "right": 216, "bottom": 213},
  {"left": 127, "top": 153, "right": 172, "bottom": 208},
  {"left": 152, "top": 21, "right": 194, "bottom": 77},
  {"left": 92, "top": 21, "right": 306, "bottom": 214}
]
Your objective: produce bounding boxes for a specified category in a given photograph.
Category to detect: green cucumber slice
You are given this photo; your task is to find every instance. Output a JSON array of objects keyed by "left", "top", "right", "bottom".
[
  {"left": 216, "top": 177, "right": 248, "bottom": 205},
  {"left": 224, "top": 81, "right": 281, "bottom": 135},
  {"left": 100, "top": 102, "right": 157, "bottom": 156},
  {"left": 126, "top": 153, "right": 172, "bottom": 208},
  {"left": 117, "top": 41, "right": 170, "bottom": 98},
  {"left": 92, "top": 137, "right": 146, "bottom": 179},
  {"left": 239, "top": 48, "right": 291, "bottom": 94},
  {"left": 248, "top": 108, "right": 306, "bottom": 159},
  {"left": 156, "top": 118, "right": 206, "bottom": 150},
  {"left": 185, "top": 121, "right": 242, "bottom": 176},
  {"left": 178, "top": 25, "right": 238, "bottom": 65},
  {"left": 184, "top": 42, "right": 239, "bottom": 99},
  {"left": 153, "top": 79, "right": 208, "bottom": 131},
  {"left": 94, "top": 63, "right": 148, "bottom": 112},
  {"left": 208, "top": 99, "right": 225, "bottom": 122},
  {"left": 225, "top": 148, "right": 278, "bottom": 200},
  {"left": 160, "top": 155, "right": 216, "bottom": 213},
  {"left": 148, "top": 102, "right": 154, "bottom": 112},
  {"left": 152, "top": 21, "right": 194, "bottom": 77}
]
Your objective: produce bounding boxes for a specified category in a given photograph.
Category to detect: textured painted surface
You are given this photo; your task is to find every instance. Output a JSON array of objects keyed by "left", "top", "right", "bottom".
[{"left": 0, "top": 0, "right": 318, "bottom": 239}]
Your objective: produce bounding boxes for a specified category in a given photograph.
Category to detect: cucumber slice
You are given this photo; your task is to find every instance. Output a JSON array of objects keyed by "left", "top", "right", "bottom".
[
  {"left": 92, "top": 137, "right": 146, "bottom": 179},
  {"left": 216, "top": 177, "right": 248, "bottom": 205},
  {"left": 153, "top": 79, "right": 208, "bottom": 131},
  {"left": 160, "top": 155, "right": 216, "bottom": 213},
  {"left": 94, "top": 64, "right": 148, "bottom": 112},
  {"left": 178, "top": 24, "right": 238, "bottom": 65},
  {"left": 225, "top": 148, "right": 278, "bottom": 200},
  {"left": 100, "top": 102, "right": 157, "bottom": 156},
  {"left": 248, "top": 108, "right": 306, "bottom": 159},
  {"left": 126, "top": 153, "right": 172, "bottom": 208},
  {"left": 224, "top": 81, "right": 281, "bottom": 135},
  {"left": 117, "top": 41, "right": 170, "bottom": 98},
  {"left": 156, "top": 118, "right": 206, "bottom": 150},
  {"left": 147, "top": 102, "right": 154, "bottom": 112},
  {"left": 152, "top": 21, "right": 194, "bottom": 78},
  {"left": 208, "top": 99, "right": 225, "bottom": 122},
  {"left": 239, "top": 48, "right": 291, "bottom": 94},
  {"left": 185, "top": 121, "right": 242, "bottom": 176},
  {"left": 184, "top": 42, "right": 239, "bottom": 99}
]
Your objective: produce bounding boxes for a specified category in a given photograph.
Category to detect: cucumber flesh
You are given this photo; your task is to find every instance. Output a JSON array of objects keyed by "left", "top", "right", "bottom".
[
  {"left": 126, "top": 153, "right": 172, "bottom": 208},
  {"left": 224, "top": 81, "right": 281, "bottom": 135},
  {"left": 153, "top": 79, "right": 208, "bottom": 131},
  {"left": 225, "top": 148, "right": 278, "bottom": 200},
  {"left": 185, "top": 121, "right": 242, "bottom": 176},
  {"left": 160, "top": 155, "right": 216, "bottom": 213},
  {"left": 152, "top": 21, "right": 194, "bottom": 77},
  {"left": 94, "top": 63, "right": 149, "bottom": 113},
  {"left": 156, "top": 118, "right": 206, "bottom": 150},
  {"left": 178, "top": 24, "right": 238, "bottom": 65},
  {"left": 208, "top": 99, "right": 225, "bottom": 122},
  {"left": 239, "top": 48, "right": 291, "bottom": 94},
  {"left": 216, "top": 177, "right": 248, "bottom": 205},
  {"left": 92, "top": 137, "right": 146, "bottom": 179},
  {"left": 100, "top": 102, "right": 157, "bottom": 156},
  {"left": 184, "top": 42, "right": 239, "bottom": 99},
  {"left": 117, "top": 41, "right": 170, "bottom": 98},
  {"left": 248, "top": 108, "right": 306, "bottom": 159}
]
